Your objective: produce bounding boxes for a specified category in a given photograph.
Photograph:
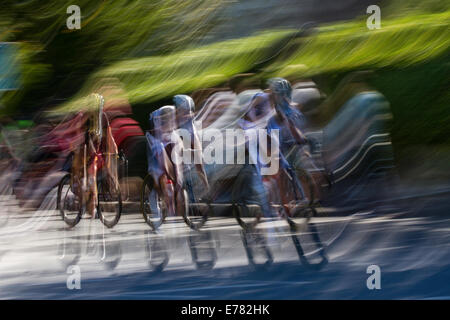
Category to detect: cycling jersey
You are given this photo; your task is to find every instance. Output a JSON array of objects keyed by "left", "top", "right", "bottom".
[{"left": 267, "top": 102, "right": 306, "bottom": 156}]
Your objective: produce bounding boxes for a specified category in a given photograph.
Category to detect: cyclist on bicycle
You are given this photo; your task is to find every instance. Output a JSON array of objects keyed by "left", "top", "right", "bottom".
[
  {"left": 72, "top": 93, "right": 119, "bottom": 218},
  {"left": 145, "top": 106, "right": 178, "bottom": 217},
  {"left": 265, "top": 78, "right": 316, "bottom": 209},
  {"left": 173, "top": 95, "right": 209, "bottom": 191},
  {"left": 233, "top": 89, "right": 277, "bottom": 224}
]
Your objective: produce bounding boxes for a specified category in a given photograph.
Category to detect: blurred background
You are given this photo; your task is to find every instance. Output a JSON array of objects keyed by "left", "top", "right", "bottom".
[
  {"left": 0, "top": 0, "right": 449, "bottom": 299},
  {"left": 0, "top": 0, "right": 448, "bottom": 182}
]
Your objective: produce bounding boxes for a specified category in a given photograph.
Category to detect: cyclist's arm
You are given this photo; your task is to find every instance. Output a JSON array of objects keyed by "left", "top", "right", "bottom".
[{"left": 279, "top": 111, "right": 307, "bottom": 145}]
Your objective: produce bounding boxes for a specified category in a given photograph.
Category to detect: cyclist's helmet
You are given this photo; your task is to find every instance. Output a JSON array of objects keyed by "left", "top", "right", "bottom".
[
  {"left": 268, "top": 77, "right": 292, "bottom": 101},
  {"left": 173, "top": 94, "right": 195, "bottom": 113},
  {"left": 153, "top": 105, "right": 176, "bottom": 142}
]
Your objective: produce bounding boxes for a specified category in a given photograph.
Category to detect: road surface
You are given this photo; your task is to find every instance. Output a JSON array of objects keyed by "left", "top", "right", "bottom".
[{"left": 0, "top": 187, "right": 449, "bottom": 299}]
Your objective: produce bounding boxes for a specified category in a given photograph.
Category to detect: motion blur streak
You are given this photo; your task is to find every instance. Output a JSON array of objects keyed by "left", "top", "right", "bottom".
[{"left": 0, "top": 0, "right": 449, "bottom": 299}]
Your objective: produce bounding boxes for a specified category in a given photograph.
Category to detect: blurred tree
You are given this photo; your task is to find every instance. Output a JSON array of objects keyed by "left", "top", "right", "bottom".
[
  {"left": 382, "top": 0, "right": 450, "bottom": 17},
  {"left": 0, "top": 0, "right": 225, "bottom": 116}
]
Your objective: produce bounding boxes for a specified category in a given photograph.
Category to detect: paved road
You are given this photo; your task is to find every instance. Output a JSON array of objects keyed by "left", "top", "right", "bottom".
[{"left": 0, "top": 187, "right": 449, "bottom": 299}]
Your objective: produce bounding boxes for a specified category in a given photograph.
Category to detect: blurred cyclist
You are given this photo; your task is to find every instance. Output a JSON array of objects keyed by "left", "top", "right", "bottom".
[
  {"left": 72, "top": 93, "right": 119, "bottom": 218},
  {"left": 173, "top": 94, "right": 209, "bottom": 191},
  {"left": 145, "top": 106, "right": 178, "bottom": 216},
  {"left": 235, "top": 91, "right": 276, "bottom": 222},
  {"left": 265, "top": 78, "right": 317, "bottom": 208}
]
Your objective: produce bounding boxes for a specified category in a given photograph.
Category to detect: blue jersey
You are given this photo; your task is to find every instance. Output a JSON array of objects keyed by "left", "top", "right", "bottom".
[{"left": 267, "top": 103, "right": 306, "bottom": 155}]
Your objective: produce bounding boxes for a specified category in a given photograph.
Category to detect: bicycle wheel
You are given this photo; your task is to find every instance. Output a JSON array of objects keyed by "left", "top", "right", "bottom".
[
  {"left": 286, "top": 174, "right": 328, "bottom": 267},
  {"left": 182, "top": 187, "right": 208, "bottom": 231},
  {"left": 57, "top": 174, "right": 82, "bottom": 228},
  {"left": 290, "top": 206, "right": 328, "bottom": 268},
  {"left": 97, "top": 175, "right": 122, "bottom": 228},
  {"left": 293, "top": 167, "right": 315, "bottom": 206},
  {"left": 141, "top": 174, "right": 166, "bottom": 230},
  {"left": 234, "top": 204, "right": 261, "bottom": 231}
]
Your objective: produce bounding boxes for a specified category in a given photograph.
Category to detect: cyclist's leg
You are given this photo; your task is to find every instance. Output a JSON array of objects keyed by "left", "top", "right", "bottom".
[
  {"left": 183, "top": 165, "right": 196, "bottom": 203},
  {"left": 248, "top": 163, "right": 279, "bottom": 245},
  {"left": 281, "top": 150, "right": 307, "bottom": 201},
  {"left": 266, "top": 152, "right": 301, "bottom": 218},
  {"left": 159, "top": 174, "right": 175, "bottom": 217},
  {"left": 246, "top": 162, "right": 273, "bottom": 218},
  {"left": 86, "top": 155, "right": 98, "bottom": 218},
  {"left": 289, "top": 145, "right": 322, "bottom": 202}
]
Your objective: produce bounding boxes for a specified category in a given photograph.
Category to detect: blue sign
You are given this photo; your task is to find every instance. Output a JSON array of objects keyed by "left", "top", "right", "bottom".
[{"left": 0, "top": 42, "right": 20, "bottom": 91}]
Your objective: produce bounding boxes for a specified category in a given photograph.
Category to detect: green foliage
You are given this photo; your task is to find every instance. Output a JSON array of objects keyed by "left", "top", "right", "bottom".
[
  {"left": 262, "top": 11, "right": 450, "bottom": 148},
  {"left": 0, "top": 0, "right": 225, "bottom": 114},
  {"left": 382, "top": 0, "right": 450, "bottom": 17},
  {"left": 1, "top": 1, "right": 448, "bottom": 155},
  {"left": 53, "top": 29, "right": 295, "bottom": 112},
  {"left": 266, "top": 12, "right": 450, "bottom": 79}
]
